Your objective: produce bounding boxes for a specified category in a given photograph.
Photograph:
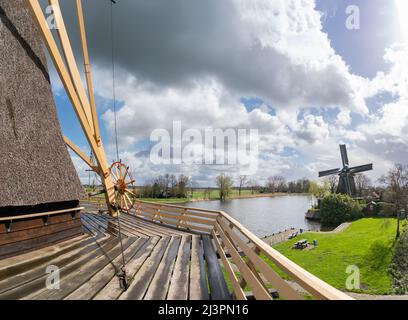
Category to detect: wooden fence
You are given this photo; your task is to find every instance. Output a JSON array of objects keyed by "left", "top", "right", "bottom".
[{"left": 132, "top": 200, "right": 353, "bottom": 300}]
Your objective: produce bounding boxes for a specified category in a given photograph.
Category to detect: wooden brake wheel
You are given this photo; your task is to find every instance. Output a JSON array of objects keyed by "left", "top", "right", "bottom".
[{"left": 109, "top": 161, "right": 136, "bottom": 212}]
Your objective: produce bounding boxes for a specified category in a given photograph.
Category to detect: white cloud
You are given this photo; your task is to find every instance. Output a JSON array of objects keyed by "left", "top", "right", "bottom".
[{"left": 52, "top": 0, "right": 407, "bottom": 186}]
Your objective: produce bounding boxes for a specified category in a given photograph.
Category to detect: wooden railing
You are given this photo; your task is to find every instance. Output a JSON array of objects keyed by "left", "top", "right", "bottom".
[{"left": 132, "top": 200, "right": 352, "bottom": 300}]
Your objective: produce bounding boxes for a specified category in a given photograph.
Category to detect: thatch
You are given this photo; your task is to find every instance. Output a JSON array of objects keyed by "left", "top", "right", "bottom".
[{"left": 0, "top": 0, "right": 85, "bottom": 208}]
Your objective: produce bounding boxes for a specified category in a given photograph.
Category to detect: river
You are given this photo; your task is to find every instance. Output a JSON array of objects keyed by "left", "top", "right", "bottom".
[{"left": 184, "top": 195, "right": 321, "bottom": 238}]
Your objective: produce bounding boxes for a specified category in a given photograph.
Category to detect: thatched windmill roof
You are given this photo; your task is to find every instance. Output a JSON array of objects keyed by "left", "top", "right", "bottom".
[{"left": 0, "top": 0, "right": 85, "bottom": 208}]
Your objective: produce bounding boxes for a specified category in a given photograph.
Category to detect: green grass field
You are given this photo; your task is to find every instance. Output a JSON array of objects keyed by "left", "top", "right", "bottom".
[{"left": 269, "top": 218, "right": 406, "bottom": 294}]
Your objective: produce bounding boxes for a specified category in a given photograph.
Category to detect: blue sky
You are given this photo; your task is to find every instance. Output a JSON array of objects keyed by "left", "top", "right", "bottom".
[{"left": 50, "top": 0, "right": 408, "bottom": 186}]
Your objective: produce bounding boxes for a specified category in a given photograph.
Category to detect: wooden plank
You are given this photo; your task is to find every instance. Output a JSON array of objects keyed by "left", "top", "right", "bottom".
[
  {"left": 89, "top": 214, "right": 134, "bottom": 238},
  {"left": 167, "top": 236, "right": 192, "bottom": 300},
  {"left": 0, "top": 207, "right": 84, "bottom": 222},
  {"left": 211, "top": 230, "right": 246, "bottom": 300},
  {"left": 119, "top": 237, "right": 171, "bottom": 300},
  {"left": 215, "top": 224, "right": 271, "bottom": 300},
  {"left": 26, "top": 237, "right": 136, "bottom": 300},
  {"left": 202, "top": 236, "right": 231, "bottom": 300},
  {"left": 135, "top": 213, "right": 213, "bottom": 233},
  {"left": 189, "top": 236, "right": 207, "bottom": 300},
  {"left": 0, "top": 218, "right": 82, "bottom": 246},
  {"left": 0, "top": 236, "right": 119, "bottom": 300},
  {"left": 135, "top": 201, "right": 221, "bottom": 216},
  {"left": 64, "top": 237, "right": 148, "bottom": 300},
  {"left": 0, "top": 212, "right": 81, "bottom": 235},
  {"left": 120, "top": 216, "right": 168, "bottom": 237},
  {"left": 106, "top": 214, "right": 158, "bottom": 237},
  {"left": 144, "top": 237, "right": 181, "bottom": 300},
  {"left": 0, "top": 234, "right": 88, "bottom": 274},
  {"left": 0, "top": 226, "right": 83, "bottom": 260},
  {"left": 218, "top": 219, "right": 302, "bottom": 300},
  {"left": 0, "top": 235, "right": 101, "bottom": 294},
  {"left": 93, "top": 237, "right": 160, "bottom": 300}
]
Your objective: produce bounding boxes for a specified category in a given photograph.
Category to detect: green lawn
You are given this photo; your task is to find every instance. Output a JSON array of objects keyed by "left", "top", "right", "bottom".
[{"left": 270, "top": 218, "right": 406, "bottom": 295}]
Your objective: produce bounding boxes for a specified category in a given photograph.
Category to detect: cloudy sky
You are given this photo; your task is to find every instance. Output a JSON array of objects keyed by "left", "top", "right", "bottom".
[{"left": 45, "top": 0, "right": 408, "bottom": 186}]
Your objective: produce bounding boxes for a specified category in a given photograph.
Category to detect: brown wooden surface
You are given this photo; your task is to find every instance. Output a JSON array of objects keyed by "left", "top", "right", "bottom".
[
  {"left": 0, "top": 209, "right": 231, "bottom": 300},
  {"left": 0, "top": 209, "right": 83, "bottom": 260}
]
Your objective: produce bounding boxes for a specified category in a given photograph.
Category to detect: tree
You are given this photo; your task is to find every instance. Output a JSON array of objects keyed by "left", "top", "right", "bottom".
[
  {"left": 216, "top": 174, "right": 233, "bottom": 200},
  {"left": 320, "top": 193, "right": 363, "bottom": 225},
  {"left": 308, "top": 180, "right": 330, "bottom": 202},
  {"left": 238, "top": 175, "right": 247, "bottom": 196},
  {"left": 328, "top": 175, "right": 338, "bottom": 193},
  {"left": 379, "top": 164, "right": 408, "bottom": 210},
  {"left": 248, "top": 179, "right": 259, "bottom": 194},
  {"left": 266, "top": 176, "right": 287, "bottom": 193},
  {"left": 177, "top": 175, "right": 190, "bottom": 198},
  {"left": 355, "top": 173, "right": 371, "bottom": 197}
]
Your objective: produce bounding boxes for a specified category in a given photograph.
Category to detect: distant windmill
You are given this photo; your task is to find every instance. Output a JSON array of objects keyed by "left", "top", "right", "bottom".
[{"left": 318, "top": 144, "right": 373, "bottom": 197}]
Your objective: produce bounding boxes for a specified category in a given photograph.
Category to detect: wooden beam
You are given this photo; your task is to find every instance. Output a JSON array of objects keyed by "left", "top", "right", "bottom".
[
  {"left": 0, "top": 207, "right": 84, "bottom": 222},
  {"left": 64, "top": 136, "right": 98, "bottom": 172},
  {"left": 26, "top": 0, "right": 117, "bottom": 215},
  {"left": 75, "top": 0, "right": 101, "bottom": 145},
  {"left": 48, "top": 0, "right": 95, "bottom": 135}
]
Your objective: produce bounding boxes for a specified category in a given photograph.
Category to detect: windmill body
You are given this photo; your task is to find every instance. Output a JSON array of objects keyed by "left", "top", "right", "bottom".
[{"left": 319, "top": 145, "right": 373, "bottom": 197}]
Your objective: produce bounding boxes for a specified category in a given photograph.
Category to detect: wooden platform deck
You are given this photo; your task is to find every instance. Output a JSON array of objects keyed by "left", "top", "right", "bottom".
[{"left": 0, "top": 212, "right": 231, "bottom": 300}]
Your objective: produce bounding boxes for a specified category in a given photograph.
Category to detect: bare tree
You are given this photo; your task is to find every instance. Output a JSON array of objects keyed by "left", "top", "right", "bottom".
[
  {"left": 238, "top": 175, "right": 248, "bottom": 196},
  {"left": 355, "top": 174, "right": 371, "bottom": 197},
  {"left": 248, "top": 179, "right": 259, "bottom": 194},
  {"left": 328, "top": 175, "right": 338, "bottom": 193},
  {"left": 177, "top": 175, "right": 190, "bottom": 198},
  {"left": 266, "top": 176, "right": 287, "bottom": 193},
  {"left": 379, "top": 164, "right": 408, "bottom": 210},
  {"left": 216, "top": 174, "right": 233, "bottom": 201}
]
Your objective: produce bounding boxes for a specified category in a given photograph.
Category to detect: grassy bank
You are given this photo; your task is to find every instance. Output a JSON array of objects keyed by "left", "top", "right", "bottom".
[{"left": 269, "top": 218, "right": 407, "bottom": 295}]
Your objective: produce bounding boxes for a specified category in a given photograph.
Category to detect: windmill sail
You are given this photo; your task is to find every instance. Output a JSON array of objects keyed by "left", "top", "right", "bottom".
[
  {"left": 319, "top": 168, "right": 341, "bottom": 177},
  {"left": 340, "top": 144, "right": 349, "bottom": 167},
  {"left": 350, "top": 164, "right": 373, "bottom": 174}
]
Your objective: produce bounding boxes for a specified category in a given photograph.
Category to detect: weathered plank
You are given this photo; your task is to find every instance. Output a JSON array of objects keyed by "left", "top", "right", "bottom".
[
  {"left": 119, "top": 237, "right": 171, "bottom": 300},
  {"left": 202, "top": 235, "right": 231, "bottom": 300},
  {"left": 0, "top": 235, "right": 102, "bottom": 294},
  {"left": 189, "top": 235, "right": 209, "bottom": 300},
  {"left": 26, "top": 238, "right": 136, "bottom": 300},
  {"left": 0, "top": 237, "right": 119, "bottom": 300},
  {"left": 144, "top": 236, "right": 181, "bottom": 300},
  {"left": 93, "top": 236, "right": 160, "bottom": 300},
  {"left": 64, "top": 237, "right": 147, "bottom": 300},
  {"left": 167, "top": 235, "right": 192, "bottom": 300}
]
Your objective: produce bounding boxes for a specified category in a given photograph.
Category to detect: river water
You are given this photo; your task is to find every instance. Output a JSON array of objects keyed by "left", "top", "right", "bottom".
[{"left": 184, "top": 195, "right": 321, "bottom": 238}]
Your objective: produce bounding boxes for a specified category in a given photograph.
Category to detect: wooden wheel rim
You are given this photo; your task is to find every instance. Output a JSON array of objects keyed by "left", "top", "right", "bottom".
[{"left": 109, "top": 161, "right": 136, "bottom": 212}]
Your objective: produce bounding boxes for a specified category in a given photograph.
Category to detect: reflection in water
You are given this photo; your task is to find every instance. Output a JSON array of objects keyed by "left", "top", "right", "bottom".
[{"left": 184, "top": 195, "right": 321, "bottom": 238}]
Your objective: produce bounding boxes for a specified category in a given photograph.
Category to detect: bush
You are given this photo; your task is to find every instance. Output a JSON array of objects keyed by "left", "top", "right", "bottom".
[
  {"left": 320, "top": 193, "right": 364, "bottom": 226},
  {"left": 375, "top": 202, "right": 397, "bottom": 217},
  {"left": 389, "top": 228, "right": 408, "bottom": 294}
]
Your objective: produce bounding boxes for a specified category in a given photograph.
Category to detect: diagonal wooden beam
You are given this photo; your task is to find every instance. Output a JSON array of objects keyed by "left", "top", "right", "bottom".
[
  {"left": 26, "top": 0, "right": 117, "bottom": 215},
  {"left": 64, "top": 136, "right": 98, "bottom": 172},
  {"left": 75, "top": 0, "right": 101, "bottom": 145},
  {"left": 48, "top": 0, "right": 95, "bottom": 135}
]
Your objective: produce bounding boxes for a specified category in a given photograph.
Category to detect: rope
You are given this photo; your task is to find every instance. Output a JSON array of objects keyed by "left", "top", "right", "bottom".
[
  {"left": 109, "top": 0, "right": 128, "bottom": 290},
  {"left": 110, "top": 0, "right": 120, "bottom": 162}
]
